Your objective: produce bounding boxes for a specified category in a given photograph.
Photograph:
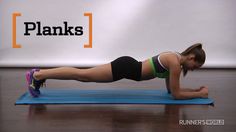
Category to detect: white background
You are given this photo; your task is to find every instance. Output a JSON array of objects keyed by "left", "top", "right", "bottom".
[{"left": 0, "top": 0, "right": 236, "bottom": 68}]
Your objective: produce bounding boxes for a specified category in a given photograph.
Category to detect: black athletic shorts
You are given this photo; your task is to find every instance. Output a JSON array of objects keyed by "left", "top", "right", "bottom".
[{"left": 111, "top": 56, "right": 142, "bottom": 81}]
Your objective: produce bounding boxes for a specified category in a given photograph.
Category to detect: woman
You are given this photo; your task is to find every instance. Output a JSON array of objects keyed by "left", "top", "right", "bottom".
[{"left": 26, "top": 43, "right": 208, "bottom": 99}]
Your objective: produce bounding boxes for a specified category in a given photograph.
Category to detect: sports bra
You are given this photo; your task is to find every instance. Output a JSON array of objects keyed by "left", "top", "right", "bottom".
[{"left": 149, "top": 52, "right": 181, "bottom": 78}]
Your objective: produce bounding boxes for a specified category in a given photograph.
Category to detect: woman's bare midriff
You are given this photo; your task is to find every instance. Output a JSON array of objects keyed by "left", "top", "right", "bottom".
[{"left": 141, "top": 59, "right": 155, "bottom": 80}]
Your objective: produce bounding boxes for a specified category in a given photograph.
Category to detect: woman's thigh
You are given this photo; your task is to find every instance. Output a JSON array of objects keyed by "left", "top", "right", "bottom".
[{"left": 85, "top": 63, "right": 113, "bottom": 82}]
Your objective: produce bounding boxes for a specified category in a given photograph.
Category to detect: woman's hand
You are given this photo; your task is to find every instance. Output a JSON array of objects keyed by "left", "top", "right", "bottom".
[{"left": 199, "top": 86, "right": 208, "bottom": 98}]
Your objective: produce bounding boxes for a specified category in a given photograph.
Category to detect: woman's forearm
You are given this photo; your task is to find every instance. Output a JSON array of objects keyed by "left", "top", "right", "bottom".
[
  {"left": 180, "top": 88, "right": 198, "bottom": 92},
  {"left": 172, "top": 91, "right": 203, "bottom": 100}
]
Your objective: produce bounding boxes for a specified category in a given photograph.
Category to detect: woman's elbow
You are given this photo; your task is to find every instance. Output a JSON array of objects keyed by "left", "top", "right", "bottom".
[{"left": 171, "top": 92, "right": 182, "bottom": 100}]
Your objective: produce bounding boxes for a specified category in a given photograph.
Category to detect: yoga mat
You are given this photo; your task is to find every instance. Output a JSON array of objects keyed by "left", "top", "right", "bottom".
[{"left": 15, "top": 88, "right": 214, "bottom": 105}]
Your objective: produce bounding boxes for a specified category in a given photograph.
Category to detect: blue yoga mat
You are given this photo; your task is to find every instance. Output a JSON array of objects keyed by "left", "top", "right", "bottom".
[{"left": 15, "top": 88, "right": 214, "bottom": 105}]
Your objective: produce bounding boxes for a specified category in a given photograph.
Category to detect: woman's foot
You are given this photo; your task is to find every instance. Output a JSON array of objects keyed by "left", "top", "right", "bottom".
[{"left": 26, "top": 69, "right": 46, "bottom": 97}]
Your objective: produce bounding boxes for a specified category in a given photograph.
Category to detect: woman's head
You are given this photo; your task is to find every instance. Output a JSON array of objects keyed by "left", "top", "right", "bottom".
[{"left": 181, "top": 43, "right": 206, "bottom": 76}]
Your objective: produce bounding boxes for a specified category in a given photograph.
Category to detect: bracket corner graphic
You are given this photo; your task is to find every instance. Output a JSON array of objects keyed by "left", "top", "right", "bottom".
[{"left": 12, "top": 12, "right": 93, "bottom": 49}]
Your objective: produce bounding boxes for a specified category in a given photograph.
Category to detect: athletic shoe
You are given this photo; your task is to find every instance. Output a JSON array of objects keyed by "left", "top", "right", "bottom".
[{"left": 26, "top": 69, "right": 46, "bottom": 97}]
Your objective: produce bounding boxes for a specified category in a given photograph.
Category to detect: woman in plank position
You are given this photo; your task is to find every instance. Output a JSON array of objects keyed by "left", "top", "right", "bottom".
[{"left": 26, "top": 43, "right": 208, "bottom": 99}]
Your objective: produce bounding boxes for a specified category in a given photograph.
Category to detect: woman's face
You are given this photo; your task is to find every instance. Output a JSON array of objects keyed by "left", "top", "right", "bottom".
[{"left": 183, "top": 55, "right": 202, "bottom": 71}]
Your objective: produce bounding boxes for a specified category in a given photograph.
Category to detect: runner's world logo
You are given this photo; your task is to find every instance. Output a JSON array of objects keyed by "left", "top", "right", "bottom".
[
  {"left": 179, "top": 119, "right": 224, "bottom": 126},
  {"left": 12, "top": 12, "right": 93, "bottom": 48}
]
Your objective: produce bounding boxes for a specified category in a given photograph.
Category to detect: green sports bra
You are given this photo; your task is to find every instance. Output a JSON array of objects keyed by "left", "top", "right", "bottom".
[{"left": 149, "top": 52, "right": 181, "bottom": 78}]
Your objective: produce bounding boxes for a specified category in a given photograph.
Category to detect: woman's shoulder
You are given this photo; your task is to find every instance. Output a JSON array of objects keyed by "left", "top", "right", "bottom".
[
  {"left": 160, "top": 51, "right": 180, "bottom": 61},
  {"left": 160, "top": 51, "right": 181, "bottom": 69}
]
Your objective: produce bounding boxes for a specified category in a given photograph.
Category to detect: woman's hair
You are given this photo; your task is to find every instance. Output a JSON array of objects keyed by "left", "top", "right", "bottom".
[{"left": 181, "top": 43, "right": 206, "bottom": 76}]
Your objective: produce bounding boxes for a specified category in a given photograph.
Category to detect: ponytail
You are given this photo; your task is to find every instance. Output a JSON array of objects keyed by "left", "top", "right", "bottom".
[{"left": 181, "top": 43, "right": 203, "bottom": 56}]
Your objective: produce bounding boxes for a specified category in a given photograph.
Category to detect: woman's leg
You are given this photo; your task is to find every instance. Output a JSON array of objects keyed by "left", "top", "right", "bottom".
[{"left": 34, "top": 63, "right": 114, "bottom": 83}]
